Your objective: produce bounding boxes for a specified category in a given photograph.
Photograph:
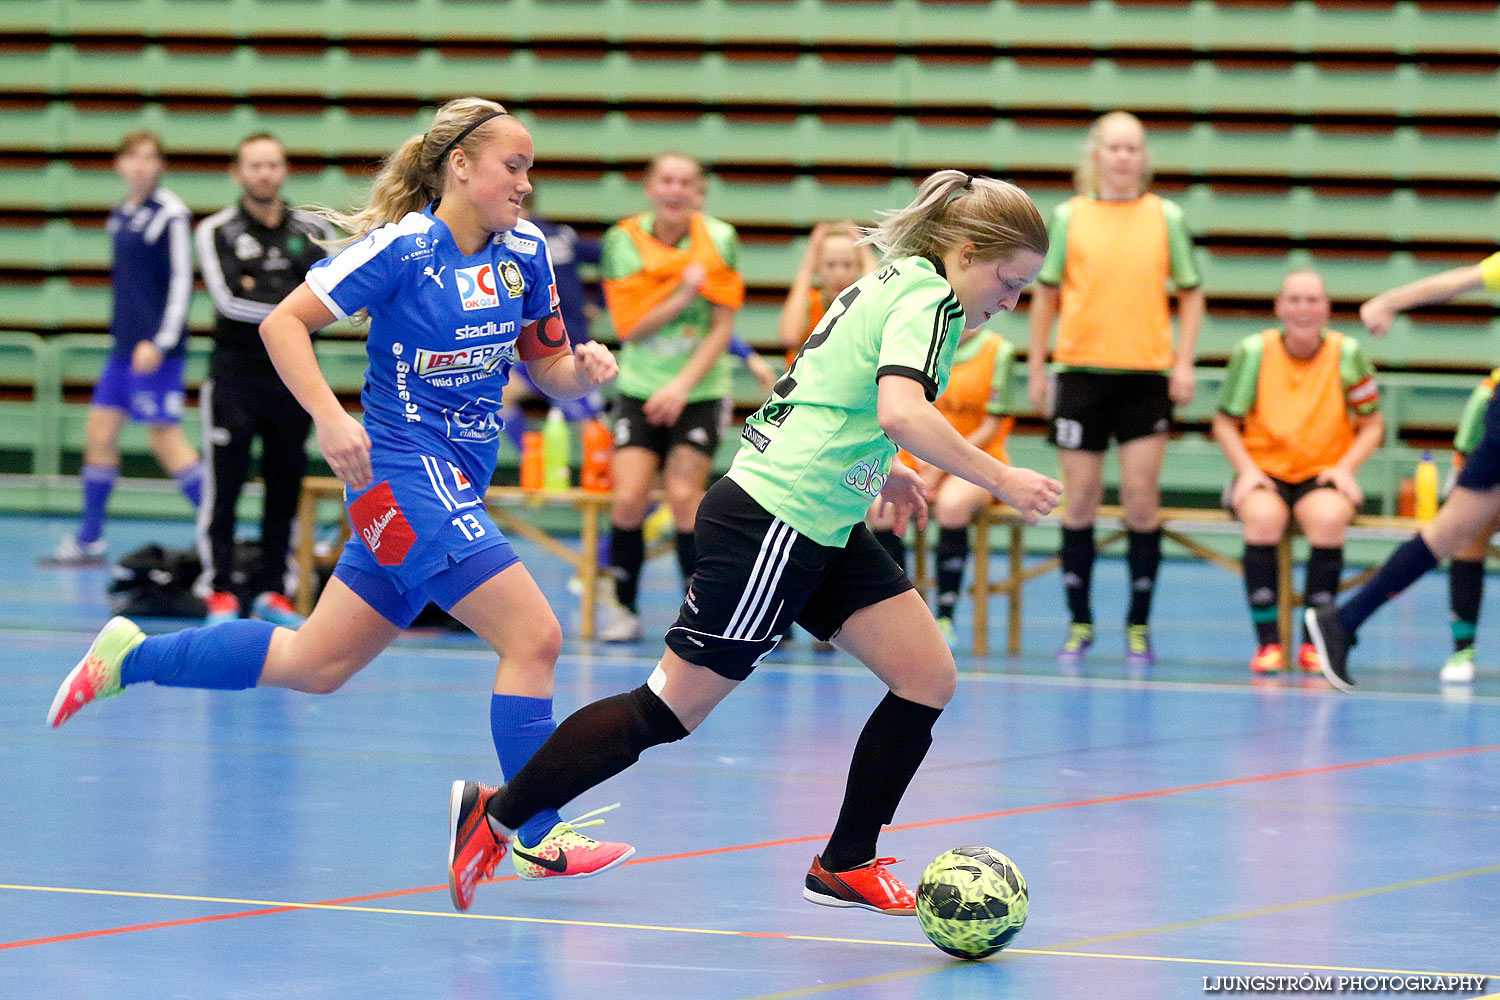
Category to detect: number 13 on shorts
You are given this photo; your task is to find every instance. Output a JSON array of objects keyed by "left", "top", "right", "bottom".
[{"left": 451, "top": 513, "right": 487, "bottom": 541}]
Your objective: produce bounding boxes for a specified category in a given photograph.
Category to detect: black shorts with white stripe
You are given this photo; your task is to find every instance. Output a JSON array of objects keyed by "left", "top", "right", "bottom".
[{"left": 665, "top": 477, "right": 913, "bottom": 681}]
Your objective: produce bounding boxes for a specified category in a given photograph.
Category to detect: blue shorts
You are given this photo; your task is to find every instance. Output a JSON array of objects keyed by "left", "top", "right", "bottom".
[
  {"left": 1457, "top": 390, "right": 1500, "bottom": 493},
  {"left": 334, "top": 536, "right": 518, "bottom": 628},
  {"left": 91, "top": 352, "right": 187, "bottom": 424},
  {"left": 333, "top": 449, "right": 519, "bottom": 627}
]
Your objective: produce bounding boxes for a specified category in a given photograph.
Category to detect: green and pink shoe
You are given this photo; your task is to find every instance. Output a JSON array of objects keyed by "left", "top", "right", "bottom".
[{"left": 47, "top": 617, "right": 144, "bottom": 728}]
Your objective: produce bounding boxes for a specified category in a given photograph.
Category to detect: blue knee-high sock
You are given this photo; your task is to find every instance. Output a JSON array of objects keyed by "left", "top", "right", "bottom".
[
  {"left": 174, "top": 461, "right": 204, "bottom": 508},
  {"left": 120, "top": 619, "right": 274, "bottom": 689},
  {"left": 1337, "top": 533, "right": 1439, "bottom": 635},
  {"left": 77, "top": 463, "right": 118, "bottom": 544},
  {"left": 490, "top": 694, "right": 564, "bottom": 846}
]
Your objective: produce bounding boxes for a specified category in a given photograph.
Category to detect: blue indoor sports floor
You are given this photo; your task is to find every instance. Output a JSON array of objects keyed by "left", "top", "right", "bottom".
[{"left": 1, "top": 514, "right": 1496, "bottom": 999}]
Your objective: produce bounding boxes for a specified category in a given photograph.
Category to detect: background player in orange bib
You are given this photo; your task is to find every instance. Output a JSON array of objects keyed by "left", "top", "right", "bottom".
[
  {"left": 871, "top": 325, "right": 1016, "bottom": 646},
  {"left": 1212, "top": 270, "right": 1383, "bottom": 675},
  {"left": 598, "top": 154, "right": 744, "bottom": 641},
  {"left": 778, "top": 220, "right": 876, "bottom": 372},
  {"left": 1027, "top": 111, "right": 1205, "bottom": 668}
]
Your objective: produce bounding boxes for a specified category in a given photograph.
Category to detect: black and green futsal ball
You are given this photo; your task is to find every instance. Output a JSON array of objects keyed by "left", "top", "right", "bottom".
[{"left": 915, "top": 846, "right": 1029, "bottom": 960}]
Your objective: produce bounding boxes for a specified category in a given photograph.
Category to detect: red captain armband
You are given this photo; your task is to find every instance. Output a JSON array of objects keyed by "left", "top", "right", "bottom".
[{"left": 518, "top": 313, "right": 571, "bottom": 361}]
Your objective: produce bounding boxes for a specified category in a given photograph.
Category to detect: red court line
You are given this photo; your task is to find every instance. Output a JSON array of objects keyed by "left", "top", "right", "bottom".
[{"left": 4, "top": 741, "right": 1495, "bottom": 951}]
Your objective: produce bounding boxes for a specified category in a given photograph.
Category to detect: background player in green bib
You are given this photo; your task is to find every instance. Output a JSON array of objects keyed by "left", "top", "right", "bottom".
[{"left": 448, "top": 171, "right": 1063, "bottom": 914}]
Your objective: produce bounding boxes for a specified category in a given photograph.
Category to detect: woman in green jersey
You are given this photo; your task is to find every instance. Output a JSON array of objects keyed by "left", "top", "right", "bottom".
[{"left": 446, "top": 171, "right": 1062, "bottom": 915}]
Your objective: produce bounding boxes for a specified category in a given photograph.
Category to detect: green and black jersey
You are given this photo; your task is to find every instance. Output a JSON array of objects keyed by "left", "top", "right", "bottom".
[{"left": 729, "top": 256, "right": 964, "bottom": 546}]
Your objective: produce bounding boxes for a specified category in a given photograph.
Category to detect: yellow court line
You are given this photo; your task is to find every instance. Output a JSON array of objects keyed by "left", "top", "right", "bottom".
[
  {"left": 5, "top": 882, "right": 1496, "bottom": 991},
  {"left": 1044, "top": 862, "right": 1500, "bottom": 950},
  {"left": 0, "top": 883, "right": 927, "bottom": 949}
]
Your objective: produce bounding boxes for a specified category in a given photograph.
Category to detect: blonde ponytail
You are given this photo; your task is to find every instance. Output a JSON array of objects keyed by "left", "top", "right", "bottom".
[
  {"left": 863, "top": 170, "right": 1047, "bottom": 264},
  {"left": 316, "top": 97, "right": 512, "bottom": 247}
]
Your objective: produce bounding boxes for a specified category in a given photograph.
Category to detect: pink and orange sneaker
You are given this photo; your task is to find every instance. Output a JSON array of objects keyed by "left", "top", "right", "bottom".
[
  {"left": 204, "top": 590, "right": 240, "bottom": 625},
  {"left": 1250, "top": 642, "right": 1285, "bottom": 675},
  {"left": 447, "top": 780, "right": 509, "bottom": 912},
  {"left": 803, "top": 855, "right": 917, "bottom": 915},
  {"left": 510, "top": 804, "right": 635, "bottom": 880},
  {"left": 252, "top": 592, "right": 304, "bottom": 627},
  {"left": 47, "top": 616, "right": 145, "bottom": 728},
  {"left": 1296, "top": 642, "right": 1322, "bottom": 674}
]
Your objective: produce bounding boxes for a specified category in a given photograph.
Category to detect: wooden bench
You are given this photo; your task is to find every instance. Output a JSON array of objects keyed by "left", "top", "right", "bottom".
[
  {"left": 914, "top": 505, "right": 1429, "bottom": 657},
  {"left": 293, "top": 476, "right": 618, "bottom": 638}
]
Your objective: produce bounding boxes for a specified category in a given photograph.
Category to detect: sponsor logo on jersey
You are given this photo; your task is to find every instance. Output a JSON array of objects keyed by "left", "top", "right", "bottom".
[
  {"left": 741, "top": 424, "right": 770, "bottom": 453},
  {"left": 758, "top": 401, "right": 794, "bottom": 427},
  {"left": 454, "top": 320, "right": 516, "bottom": 341},
  {"left": 841, "top": 457, "right": 888, "bottom": 499},
  {"left": 503, "top": 232, "right": 538, "bottom": 255},
  {"left": 348, "top": 481, "right": 417, "bottom": 566},
  {"left": 233, "top": 232, "right": 263, "bottom": 260},
  {"left": 393, "top": 350, "right": 420, "bottom": 423},
  {"left": 456, "top": 264, "right": 500, "bottom": 310},
  {"left": 444, "top": 398, "right": 503, "bottom": 444},
  {"left": 413, "top": 342, "right": 516, "bottom": 384},
  {"left": 548, "top": 282, "right": 560, "bottom": 311},
  {"left": 498, "top": 259, "right": 525, "bottom": 298}
]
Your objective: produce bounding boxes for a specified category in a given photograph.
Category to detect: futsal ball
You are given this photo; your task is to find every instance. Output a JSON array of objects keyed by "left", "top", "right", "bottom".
[{"left": 915, "top": 846, "right": 1029, "bottom": 960}]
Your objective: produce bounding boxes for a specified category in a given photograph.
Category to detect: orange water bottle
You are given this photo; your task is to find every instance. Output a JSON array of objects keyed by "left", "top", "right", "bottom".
[
  {"left": 581, "top": 418, "right": 613, "bottom": 493},
  {"left": 520, "top": 430, "right": 545, "bottom": 490}
]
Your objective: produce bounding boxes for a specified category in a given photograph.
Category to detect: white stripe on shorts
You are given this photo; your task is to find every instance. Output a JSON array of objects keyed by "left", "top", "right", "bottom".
[
  {"left": 421, "top": 455, "right": 460, "bottom": 512},
  {"left": 724, "top": 519, "right": 796, "bottom": 640}
]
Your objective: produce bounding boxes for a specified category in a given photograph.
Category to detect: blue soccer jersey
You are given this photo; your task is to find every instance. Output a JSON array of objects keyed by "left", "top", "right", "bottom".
[
  {"left": 107, "top": 187, "right": 193, "bottom": 357},
  {"left": 307, "top": 210, "right": 559, "bottom": 480},
  {"left": 307, "top": 209, "right": 563, "bottom": 591}
]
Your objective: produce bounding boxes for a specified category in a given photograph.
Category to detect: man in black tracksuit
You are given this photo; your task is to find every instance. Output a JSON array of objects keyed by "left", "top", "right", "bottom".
[{"left": 194, "top": 133, "right": 334, "bottom": 624}]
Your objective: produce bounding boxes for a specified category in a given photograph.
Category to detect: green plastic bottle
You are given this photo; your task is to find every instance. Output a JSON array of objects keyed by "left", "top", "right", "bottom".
[{"left": 542, "top": 407, "right": 571, "bottom": 491}]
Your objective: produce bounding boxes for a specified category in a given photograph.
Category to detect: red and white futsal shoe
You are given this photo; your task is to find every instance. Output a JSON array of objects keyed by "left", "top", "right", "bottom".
[
  {"left": 803, "top": 855, "right": 917, "bottom": 915},
  {"left": 447, "top": 780, "right": 509, "bottom": 911}
]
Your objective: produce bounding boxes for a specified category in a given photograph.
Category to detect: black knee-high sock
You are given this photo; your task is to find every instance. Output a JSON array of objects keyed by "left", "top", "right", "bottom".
[
  {"left": 934, "top": 527, "right": 969, "bottom": 620},
  {"left": 820, "top": 692, "right": 943, "bottom": 873},
  {"left": 489, "top": 684, "right": 689, "bottom": 832},
  {"left": 675, "top": 531, "right": 697, "bottom": 584},
  {"left": 1338, "top": 533, "right": 1438, "bottom": 635},
  {"left": 1450, "top": 558, "right": 1484, "bottom": 652},
  {"left": 610, "top": 525, "right": 645, "bottom": 612},
  {"left": 1060, "top": 526, "right": 1095, "bottom": 626},
  {"left": 1304, "top": 546, "right": 1344, "bottom": 618},
  {"left": 1243, "top": 542, "right": 1280, "bottom": 645},
  {"left": 1126, "top": 528, "right": 1163, "bottom": 627},
  {"left": 872, "top": 528, "right": 908, "bottom": 576}
]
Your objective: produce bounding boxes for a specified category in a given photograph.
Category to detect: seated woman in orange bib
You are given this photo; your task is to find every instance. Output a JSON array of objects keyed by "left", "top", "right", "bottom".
[{"left": 1212, "top": 270, "right": 1382, "bottom": 676}]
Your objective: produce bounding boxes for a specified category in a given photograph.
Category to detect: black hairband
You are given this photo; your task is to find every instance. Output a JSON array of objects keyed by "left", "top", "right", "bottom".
[
  {"left": 433, "top": 111, "right": 506, "bottom": 164},
  {"left": 962, "top": 174, "right": 974, "bottom": 191}
]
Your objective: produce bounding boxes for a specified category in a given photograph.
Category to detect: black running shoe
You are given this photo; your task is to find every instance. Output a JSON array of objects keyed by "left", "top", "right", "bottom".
[{"left": 1305, "top": 605, "right": 1355, "bottom": 693}]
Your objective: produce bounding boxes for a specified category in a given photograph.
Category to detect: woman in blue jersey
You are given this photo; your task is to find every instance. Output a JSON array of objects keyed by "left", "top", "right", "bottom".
[
  {"left": 447, "top": 171, "right": 1063, "bottom": 916},
  {"left": 47, "top": 99, "right": 635, "bottom": 896}
]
